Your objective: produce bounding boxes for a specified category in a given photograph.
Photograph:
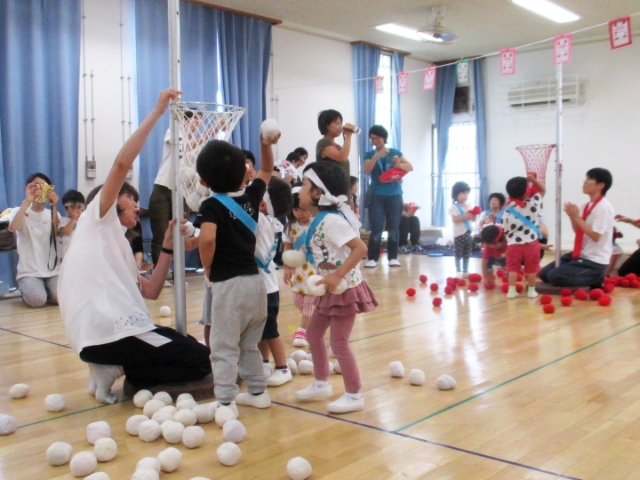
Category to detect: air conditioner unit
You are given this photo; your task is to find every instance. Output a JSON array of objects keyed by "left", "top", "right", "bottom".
[{"left": 507, "top": 76, "right": 587, "bottom": 109}]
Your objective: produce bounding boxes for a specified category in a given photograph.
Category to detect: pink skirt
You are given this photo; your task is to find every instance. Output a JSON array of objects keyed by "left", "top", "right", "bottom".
[{"left": 313, "top": 281, "right": 378, "bottom": 317}]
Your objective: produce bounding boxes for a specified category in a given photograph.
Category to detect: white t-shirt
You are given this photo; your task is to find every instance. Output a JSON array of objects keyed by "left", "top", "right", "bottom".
[
  {"left": 154, "top": 129, "right": 174, "bottom": 189},
  {"left": 256, "top": 213, "right": 282, "bottom": 294},
  {"left": 57, "top": 217, "right": 75, "bottom": 262},
  {"left": 579, "top": 196, "right": 614, "bottom": 265},
  {"left": 58, "top": 191, "right": 155, "bottom": 353},
  {"left": 307, "top": 213, "right": 362, "bottom": 288},
  {"left": 282, "top": 220, "right": 315, "bottom": 295},
  {"left": 449, "top": 203, "right": 472, "bottom": 238},
  {"left": 8, "top": 205, "right": 60, "bottom": 280}
]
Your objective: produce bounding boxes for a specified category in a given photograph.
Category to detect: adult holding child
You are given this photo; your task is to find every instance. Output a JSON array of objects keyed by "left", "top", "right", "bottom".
[{"left": 316, "top": 109, "right": 356, "bottom": 195}]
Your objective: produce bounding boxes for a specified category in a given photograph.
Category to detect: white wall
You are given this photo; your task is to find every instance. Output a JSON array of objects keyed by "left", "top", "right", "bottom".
[{"left": 484, "top": 39, "right": 640, "bottom": 251}]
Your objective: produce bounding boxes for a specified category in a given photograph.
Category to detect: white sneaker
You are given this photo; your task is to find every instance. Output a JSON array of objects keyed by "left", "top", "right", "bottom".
[
  {"left": 389, "top": 259, "right": 401, "bottom": 267},
  {"left": 507, "top": 290, "right": 518, "bottom": 299},
  {"left": 295, "top": 382, "right": 332, "bottom": 401},
  {"left": 527, "top": 288, "right": 538, "bottom": 299},
  {"left": 327, "top": 393, "right": 364, "bottom": 414},
  {"left": 214, "top": 400, "right": 239, "bottom": 417},
  {"left": 293, "top": 330, "right": 309, "bottom": 347},
  {"left": 266, "top": 368, "right": 292, "bottom": 387},
  {"left": 364, "top": 259, "right": 377, "bottom": 268},
  {"left": 235, "top": 391, "right": 271, "bottom": 409}
]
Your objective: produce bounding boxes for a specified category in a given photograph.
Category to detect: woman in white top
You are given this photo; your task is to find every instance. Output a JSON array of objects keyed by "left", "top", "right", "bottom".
[
  {"left": 8, "top": 173, "right": 60, "bottom": 307},
  {"left": 58, "top": 90, "right": 211, "bottom": 404}
]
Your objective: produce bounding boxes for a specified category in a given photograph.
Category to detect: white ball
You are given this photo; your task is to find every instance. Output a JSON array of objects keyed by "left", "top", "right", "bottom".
[
  {"left": 287, "top": 456, "right": 313, "bottom": 480},
  {"left": 152, "top": 409, "right": 174, "bottom": 425},
  {"left": 196, "top": 182, "right": 210, "bottom": 197},
  {"left": 153, "top": 391, "right": 173, "bottom": 406},
  {"left": 297, "top": 360, "right": 314, "bottom": 375},
  {"left": 182, "top": 425, "right": 206, "bottom": 448},
  {"left": 86, "top": 421, "right": 111, "bottom": 445},
  {"left": 282, "top": 250, "right": 306, "bottom": 268},
  {"left": 306, "top": 275, "right": 326, "bottom": 296},
  {"left": 158, "top": 405, "right": 178, "bottom": 415},
  {"left": 286, "top": 358, "right": 298, "bottom": 375},
  {"left": 138, "top": 419, "right": 162, "bottom": 442},
  {"left": 161, "top": 420, "right": 185, "bottom": 444},
  {"left": 159, "top": 306, "right": 171, "bottom": 317},
  {"left": 332, "top": 279, "right": 348, "bottom": 294},
  {"left": 45, "top": 441, "right": 73, "bottom": 466},
  {"left": 222, "top": 419, "right": 246, "bottom": 443},
  {"left": 177, "top": 398, "right": 198, "bottom": 411},
  {"left": 0, "top": 414, "right": 17, "bottom": 435},
  {"left": 143, "top": 399, "right": 166, "bottom": 418},
  {"left": 215, "top": 405, "right": 237, "bottom": 427},
  {"left": 157, "top": 446, "right": 182, "bottom": 473},
  {"left": 136, "top": 457, "right": 161, "bottom": 472},
  {"left": 131, "top": 467, "right": 159, "bottom": 480},
  {"left": 289, "top": 350, "right": 307, "bottom": 364},
  {"left": 133, "top": 390, "right": 153, "bottom": 408},
  {"left": 94, "top": 437, "right": 117, "bottom": 462},
  {"left": 436, "top": 374, "right": 457, "bottom": 390},
  {"left": 334, "top": 360, "right": 342, "bottom": 374},
  {"left": 9, "top": 383, "right": 30, "bottom": 399},
  {"left": 174, "top": 408, "right": 198, "bottom": 427},
  {"left": 408, "top": 369, "right": 426, "bottom": 386},
  {"left": 126, "top": 415, "right": 149, "bottom": 436},
  {"left": 217, "top": 442, "right": 241, "bottom": 466},
  {"left": 193, "top": 402, "right": 217, "bottom": 424},
  {"left": 69, "top": 451, "right": 97, "bottom": 477},
  {"left": 84, "top": 472, "right": 110, "bottom": 480},
  {"left": 176, "top": 393, "right": 194, "bottom": 404},
  {"left": 306, "top": 352, "right": 313, "bottom": 361},
  {"left": 389, "top": 361, "right": 405, "bottom": 378},
  {"left": 260, "top": 118, "right": 280, "bottom": 141},
  {"left": 45, "top": 393, "right": 65, "bottom": 412}
]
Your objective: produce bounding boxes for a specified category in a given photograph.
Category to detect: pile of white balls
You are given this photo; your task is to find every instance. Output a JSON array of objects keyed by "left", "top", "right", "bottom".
[
  {"left": 388, "top": 361, "right": 457, "bottom": 390},
  {"left": 288, "top": 350, "right": 339, "bottom": 377}
]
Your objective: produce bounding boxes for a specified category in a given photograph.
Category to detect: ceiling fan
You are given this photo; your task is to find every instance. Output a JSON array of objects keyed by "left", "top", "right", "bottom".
[{"left": 416, "top": 6, "right": 458, "bottom": 44}]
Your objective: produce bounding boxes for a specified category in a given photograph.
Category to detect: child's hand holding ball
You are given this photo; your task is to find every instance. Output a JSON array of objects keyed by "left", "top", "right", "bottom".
[{"left": 260, "top": 119, "right": 281, "bottom": 145}]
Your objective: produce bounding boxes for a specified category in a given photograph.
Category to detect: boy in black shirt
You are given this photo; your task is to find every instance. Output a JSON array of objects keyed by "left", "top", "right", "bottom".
[{"left": 195, "top": 132, "right": 279, "bottom": 410}]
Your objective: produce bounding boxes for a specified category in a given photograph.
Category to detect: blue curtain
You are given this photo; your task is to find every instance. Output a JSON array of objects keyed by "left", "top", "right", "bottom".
[
  {"left": 218, "top": 10, "right": 272, "bottom": 164},
  {"left": 473, "top": 59, "right": 489, "bottom": 209},
  {"left": 391, "top": 52, "right": 404, "bottom": 150},
  {"left": 0, "top": 0, "right": 80, "bottom": 286},
  {"left": 352, "top": 44, "right": 380, "bottom": 230},
  {"left": 433, "top": 64, "right": 458, "bottom": 227}
]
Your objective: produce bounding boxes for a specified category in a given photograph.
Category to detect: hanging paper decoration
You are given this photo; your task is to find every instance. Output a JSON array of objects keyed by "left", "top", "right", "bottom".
[
  {"left": 457, "top": 60, "right": 469, "bottom": 84},
  {"left": 553, "top": 34, "right": 572, "bottom": 64},
  {"left": 609, "top": 16, "right": 632, "bottom": 49},
  {"left": 398, "top": 71, "right": 409, "bottom": 94},
  {"left": 423, "top": 67, "right": 436, "bottom": 90},
  {"left": 500, "top": 48, "right": 516, "bottom": 75},
  {"left": 375, "top": 76, "right": 384, "bottom": 94}
]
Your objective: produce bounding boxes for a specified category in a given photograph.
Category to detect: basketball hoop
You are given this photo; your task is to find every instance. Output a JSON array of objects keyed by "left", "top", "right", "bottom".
[
  {"left": 516, "top": 144, "right": 556, "bottom": 186},
  {"left": 170, "top": 101, "right": 245, "bottom": 211}
]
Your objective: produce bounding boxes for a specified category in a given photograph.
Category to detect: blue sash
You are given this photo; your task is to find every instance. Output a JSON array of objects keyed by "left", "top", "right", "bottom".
[
  {"left": 495, "top": 209, "right": 505, "bottom": 223},
  {"left": 454, "top": 203, "right": 471, "bottom": 232},
  {"left": 304, "top": 211, "right": 345, "bottom": 264},
  {"left": 255, "top": 236, "right": 278, "bottom": 274},
  {"left": 505, "top": 206, "right": 541, "bottom": 238},
  {"left": 293, "top": 231, "right": 306, "bottom": 251}
]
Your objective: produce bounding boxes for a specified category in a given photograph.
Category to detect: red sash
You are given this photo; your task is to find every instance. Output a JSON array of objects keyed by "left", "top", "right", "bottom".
[{"left": 572, "top": 196, "right": 603, "bottom": 259}]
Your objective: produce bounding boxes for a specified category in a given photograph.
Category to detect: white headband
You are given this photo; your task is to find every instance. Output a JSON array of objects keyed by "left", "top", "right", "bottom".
[
  {"left": 263, "top": 191, "right": 275, "bottom": 217},
  {"left": 304, "top": 169, "right": 361, "bottom": 233}
]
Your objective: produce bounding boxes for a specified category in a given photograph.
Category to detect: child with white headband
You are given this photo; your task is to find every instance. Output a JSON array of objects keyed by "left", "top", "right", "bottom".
[{"left": 294, "top": 161, "right": 378, "bottom": 414}]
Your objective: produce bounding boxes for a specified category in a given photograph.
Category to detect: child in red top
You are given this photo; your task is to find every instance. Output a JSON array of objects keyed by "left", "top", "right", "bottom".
[{"left": 480, "top": 225, "right": 507, "bottom": 286}]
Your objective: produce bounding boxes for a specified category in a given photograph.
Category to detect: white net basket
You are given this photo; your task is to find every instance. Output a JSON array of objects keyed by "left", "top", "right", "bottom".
[
  {"left": 169, "top": 101, "right": 245, "bottom": 211},
  {"left": 516, "top": 144, "right": 556, "bottom": 187}
]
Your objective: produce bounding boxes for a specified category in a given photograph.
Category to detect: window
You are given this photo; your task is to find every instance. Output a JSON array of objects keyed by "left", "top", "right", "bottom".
[{"left": 374, "top": 52, "right": 393, "bottom": 135}]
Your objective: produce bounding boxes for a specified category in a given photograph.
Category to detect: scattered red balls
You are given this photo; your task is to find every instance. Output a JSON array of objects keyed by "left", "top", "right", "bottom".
[
  {"left": 598, "top": 295, "right": 612, "bottom": 306},
  {"left": 620, "top": 279, "right": 631, "bottom": 288},
  {"left": 468, "top": 283, "right": 479, "bottom": 293},
  {"left": 485, "top": 281, "right": 495, "bottom": 290},
  {"left": 540, "top": 294, "right": 553, "bottom": 305},
  {"left": 631, "top": 280, "right": 640, "bottom": 289},
  {"left": 589, "top": 289, "right": 604, "bottom": 301},
  {"left": 560, "top": 288, "right": 572, "bottom": 297},
  {"left": 543, "top": 304, "right": 556, "bottom": 314},
  {"left": 446, "top": 277, "right": 457, "bottom": 285},
  {"left": 406, "top": 288, "right": 416, "bottom": 297},
  {"left": 603, "top": 283, "right": 615, "bottom": 294},
  {"left": 457, "top": 279, "right": 466, "bottom": 287},
  {"left": 496, "top": 269, "right": 505, "bottom": 278},
  {"left": 468, "top": 273, "right": 481, "bottom": 283},
  {"left": 419, "top": 274, "right": 428, "bottom": 284},
  {"left": 432, "top": 297, "right": 443, "bottom": 307},
  {"left": 574, "top": 289, "right": 589, "bottom": 300},
  {"left": 515, "top": 283, "right": 524, "bottom": 293},
  {"left": 625, "top": 273, "right": 638, "bottom": 281},
  {"left": 444, "top": 286, "right": 454, "bottom": 295},
  {"left": 500, "top": 283, "right": 509, "bottom": 293},
  {"left": 560, "top": 296, "right": 573, "bottom": 306},
  {"left": 429, "top": 283, "right": 439, "bottom": 292}
]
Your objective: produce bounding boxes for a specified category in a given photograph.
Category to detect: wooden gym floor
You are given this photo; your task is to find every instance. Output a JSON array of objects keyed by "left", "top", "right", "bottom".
[{"left": 2, "top": 253, "right": 640, "bottom": 479}]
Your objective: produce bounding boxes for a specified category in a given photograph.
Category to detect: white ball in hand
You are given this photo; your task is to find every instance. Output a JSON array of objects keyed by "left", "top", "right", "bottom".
[
  {"left": 408, "top": 369, "right": 425, "bottom": 386},
  {"left": 436, "top": 374, "right": 457, "bottom": 390},
  {"left": 217, "top": 442, "right": 241, "bottom": 466},
  {"left": 159, "top": 306, "right": 171, "bottom": 317},
  {"left": 389, "top": 361, "right": 405, "bottom": 378},
  {"left": 282, "top": 250, "right": 306, "bottom": 268},
  {"left": 260, "top": 118, "right": 280, "bottom": 142},
  {"left": 44, "top": 393, "right": 65, "bottom": 412},
  {"left": 287, "top": 456, "right": 313, "bottom": 480},
  {"left": 9, "top": 383, "right": 30, "bottom": 399}
]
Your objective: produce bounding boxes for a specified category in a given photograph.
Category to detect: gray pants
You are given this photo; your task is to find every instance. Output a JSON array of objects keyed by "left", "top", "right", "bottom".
[
  {"left": 209, "top": 274, "right": 267, "bottom": 403},
  {"left": 17, "top": 276, "right": 58, "bottom": 308}
]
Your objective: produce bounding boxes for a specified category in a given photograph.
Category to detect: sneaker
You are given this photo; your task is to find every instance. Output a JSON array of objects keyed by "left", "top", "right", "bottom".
[
  {"left": 213, "top": 401, "right": 240, "bottom": 418},
  {"left": 364, "top": 259, "right": 377, "bottom": 268},
  {"left": 235, "top": 391, "right": 271, "bottom": 409},
  {"left": 389, "top": 259, "right": 401, "bottom": 267},
  {"left": 293, "top": 330, "right": 309, "bottom": 348},
  {"left": 295, "top": 382, "right": 332, "bottom": 401},
  {"left": 507, "top": 290, "right": 518, "bottom": 299},
  {"left": 527, "top": 288, "right": 538, "bottom": 299},
  {"left": 267, "top": 368, "right": 293, "bottom": 387},
  {"left": 327, "top": 393, "right": 364, "bottom": 414}
]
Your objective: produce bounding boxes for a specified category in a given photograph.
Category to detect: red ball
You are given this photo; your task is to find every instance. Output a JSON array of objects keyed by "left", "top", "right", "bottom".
[
  {"left": 515, "top": 283, "right": 524, "bottom": 293},
  {"left": 444, "top": 286, "right": 454, "bottom": 295},
  {"left": 432, "top": 297, "right": 443, "bottom": 307},
  {"left": 574, "top": 289, "right": 588, "bottom": 300},
  {"left": 449, "top": 282, "right": 457, "bottom": 290},
  {"left": 468, "top": 283, "right": 479, "bottom": 292},
  {"left": 543, "top": 304, "right": 555, "bottom": 314},
  {"left": 496, "top": 269, "right": 505, "bottom": 278},
  {"left": 419, "top": 274, "right": 428, "bottom": 284},
  {"left": 468, "top": 273, "right": 481, "bottom": 283},
  {"left": 471, "top": 206, "right": 482, "bottom": 215},
  {"left": 429, "top": 283, "right": 439, "bottom": 292},
  {"left": 620, "top": 279, "right": 631, "bottom": 288},
  {"left": 631, "top": 281, "right": 640, "bottom": 289},
  {"left": 625, "top": 273, "right": 638, "bottom": 281},
  {"left": 598, "top": 295, "right": 612, "bottom": 306},
  {"left": 485, "top": 281, "right": 495, "bottom": 290},
  {"left": 457, "top": 279, "right": 466, "bottom": 287},
  {"left": 446, "top": 277, "right": 456, "bottom": 285},
  {"left": 560, "top": 296, "right": 573, "bottom": 306},
  {"left": 603, "top": 283, "right": 615, "bottom": 294},
  {"left": 540, "top": 294, "right": 553, "bottom": 305},
  {"left": 589, "top": 289, "right": 604, "bottom": 301},
  {"left": 560, "top": 288, "right": 572, "bottom": 297},
  {"left": 406, "top": 288, "right": 416, "bottom": 297},
  {"left": 500, "top": 283, "right": 509, "bottom": 293},
  {"left": 517, "top": 273, "right": 524, "bottom": 282}
]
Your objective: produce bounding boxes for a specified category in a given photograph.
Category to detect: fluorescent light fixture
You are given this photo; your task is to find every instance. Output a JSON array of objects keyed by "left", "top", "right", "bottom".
[
  {"left": 512, "top": 0, "right": 580, "bottom": 23},
  {"left": 375, "top": 23, "right": 422, "bottom": 41}
]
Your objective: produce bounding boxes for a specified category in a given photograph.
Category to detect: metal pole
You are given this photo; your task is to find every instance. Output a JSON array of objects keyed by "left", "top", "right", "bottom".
[
  {"left": 554, "top": 63, "right": 563, "bottom": 267},
  {"left": 168, "top": 0, "right": 187, "bottom": 335}
]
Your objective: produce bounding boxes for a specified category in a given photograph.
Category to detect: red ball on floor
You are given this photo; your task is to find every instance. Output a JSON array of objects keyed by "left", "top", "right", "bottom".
[
  {"left": 406, "top": 288, "right": 416, "bottom": 297},
  {"left": 631, "top": 280, "right": 640, "bottom": 289},
  {"left": 540, "top": 294, "right": 553, "bottom": 305},
  {"left": 589, "top": 289, "right": 604, "bottom": 301},
  {"left": 543, "top": 304, "right": 555, "bottom": 314},
  {"left": 560, "top": 288, "right": 572, "bottom": 297},
  {"left": 457, "top": 279, "right": 466, "bottom": 286},
  {"left": 620, "top": 279, "right": 631, "bottom": 288},
  {"left": 444, "top": 286, "right": 454, "bottom": 295},
  {"left": 574, "top": 289, "right": 589, "bottom": 300},
  {"left": 485, "top": 281, "right": 495, "bottom": 289},
  {"left": 598, "top": 295, "right": 612, "bottom": 306},
  {"left": 432, "top": 297, "right": 443, "bottom": 307},
  {"left": 561, "top": 296, "right": 573, "bottom": 306},
  {"left": 625, "top": 273, "right": 638, "bottom": 281},
  {"left": 496, "top": 269, "right": 505, "bottom": 278},
  {"left": 468, "top": 283, "right": 479, "bottom": 292},
  {"left": 501, "top": 283, "right": 509, "bottom": 293},
  {"left": 603, "top": 283, "right": 615, "bottom": 294},
  {"left": 468, "top": 273, "right": 482, "bottom": 283},
  {"left": 430, "top": 283, "right": 439, "bottom": 292},
  {"left": 515, "top": 283, "right": 524, "bottom": 293},
  {"left": 419, "top": 274, "right": 428, "bottom": 284}
]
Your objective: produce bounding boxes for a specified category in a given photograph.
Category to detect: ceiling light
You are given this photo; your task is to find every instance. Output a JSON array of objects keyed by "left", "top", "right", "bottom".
[
  {"left": 375, "top": 23, "right": 422, "bottom": 42},
  {"left": 512, "top": 0, "right": 580, "bottom": 23}
]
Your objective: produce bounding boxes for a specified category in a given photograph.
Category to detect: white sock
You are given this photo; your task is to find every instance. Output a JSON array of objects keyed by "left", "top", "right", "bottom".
[
  {"left": 346, "top": 392, "right": 362, "bottom": 400},
  {"left": 313, "top": 380, "right": 330, "bottom": 388},
  {"left": 88, "top": 363, "right": 124, "bottom": 404}
]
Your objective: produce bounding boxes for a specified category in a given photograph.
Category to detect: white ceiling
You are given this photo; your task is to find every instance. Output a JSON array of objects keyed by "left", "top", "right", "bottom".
[{"left": 203, "top": 0, "right": 640, "bottom": 61}]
